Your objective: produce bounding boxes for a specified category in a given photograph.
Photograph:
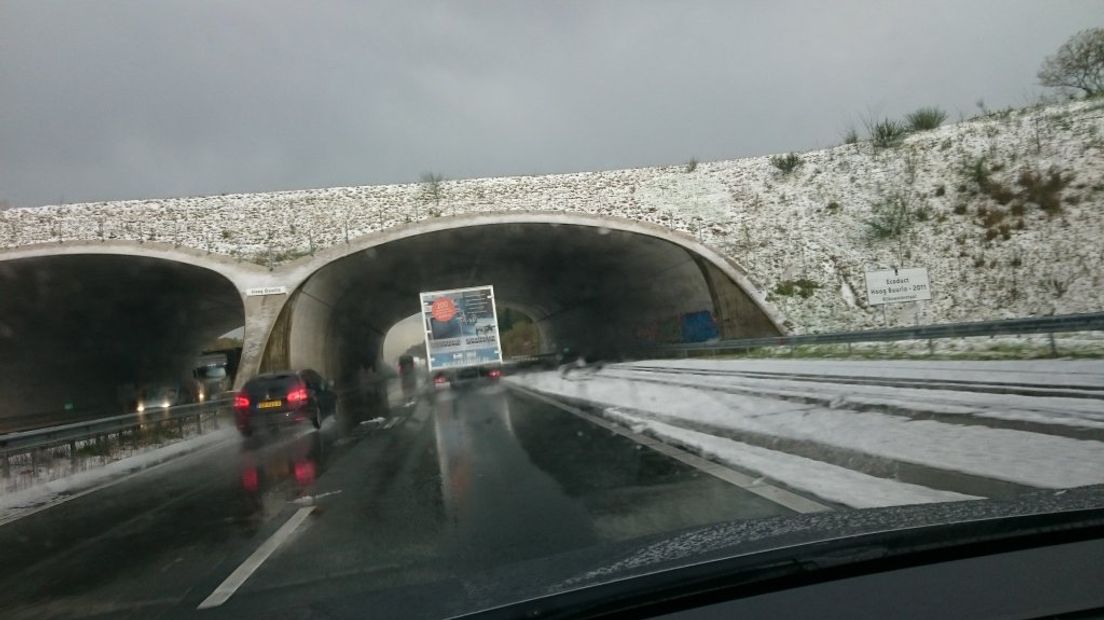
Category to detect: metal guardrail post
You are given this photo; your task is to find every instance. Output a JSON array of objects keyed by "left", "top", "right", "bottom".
[{"left": 1050, "top": 332, "right": 1058, "bottom": 357}]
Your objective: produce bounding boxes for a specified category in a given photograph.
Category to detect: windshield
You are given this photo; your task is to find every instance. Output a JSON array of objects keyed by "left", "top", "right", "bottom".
[
  {"left": 197, "top": 366, "right": 228, "bottom": 380},
  {"left": 1, "top": 2, "right": 1103, "bottom": 619}
]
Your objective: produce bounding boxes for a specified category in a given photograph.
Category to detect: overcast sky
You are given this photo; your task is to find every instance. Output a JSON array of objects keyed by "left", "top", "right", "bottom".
[{"left": 1, "top": 1, "right": 1099, "bottom": 208}]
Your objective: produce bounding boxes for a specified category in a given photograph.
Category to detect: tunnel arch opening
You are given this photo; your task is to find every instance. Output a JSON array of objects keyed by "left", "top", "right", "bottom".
[
  {"left": 264, "top": 215, "right": 783, "bottom": 388},
  {"left": 0, "top": 253, "right": 245, "bottom": 429}
]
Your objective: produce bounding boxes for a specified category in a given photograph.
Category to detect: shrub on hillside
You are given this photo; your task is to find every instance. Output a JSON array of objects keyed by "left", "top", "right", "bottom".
[
  {"left": 963, "top": 156, "right": 991, "bottom": 189},
  {"left": 906, "top": 107, "right": 947, "bottom": 131},
  {"left": 865, "top": 193, "right": 913, "bottom": 240},
  {"left": 770, "top": 152, "right": 802, "bottom": 174},
  {"left": 773, "top": 278, "right": 821, "bottom": 298},
  {"left": 867, "top": 118, "right": 907, "bottom": 147},
  {"left": 1017, "top": 167, "right": 1072, "bottom": 214},
  {"left": 987, "top": 182, "right": 1016, "bottom": 205}
]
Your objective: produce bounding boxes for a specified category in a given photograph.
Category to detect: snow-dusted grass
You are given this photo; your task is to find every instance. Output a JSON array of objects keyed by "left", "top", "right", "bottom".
[
  {"left": 2, "top": 99, "right": 1102, "bottom": 333},
  {"left": 604, "top": 408, "right": 978, "bottom": 509},
  {"left": 0, "top": 428, "right": 234, "bottom": 525}
]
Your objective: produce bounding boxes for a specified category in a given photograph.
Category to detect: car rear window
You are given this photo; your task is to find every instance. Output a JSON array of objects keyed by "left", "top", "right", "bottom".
[{"left": 244, "top": 374, "right": 301, "bottom": 397}]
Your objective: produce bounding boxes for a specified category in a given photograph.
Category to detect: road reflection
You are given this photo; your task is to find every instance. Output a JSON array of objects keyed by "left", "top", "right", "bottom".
[
  {"left": 235, "top": 428, "right": 325, "bottom": 530},
  {"left": 431, "top": 387, "right": 597, "bottom": 565},
  {"left": 232, "top": 383, "right": 400, "bottom": 532}
]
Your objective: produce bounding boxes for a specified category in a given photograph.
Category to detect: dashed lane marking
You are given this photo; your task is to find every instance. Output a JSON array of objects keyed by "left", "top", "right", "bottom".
[{"left": 197, "top": 506, "right": 315, "bottom": 609}]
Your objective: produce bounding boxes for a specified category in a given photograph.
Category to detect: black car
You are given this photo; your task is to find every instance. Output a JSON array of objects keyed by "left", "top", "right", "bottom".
[{"left": 234, "top": 369, "right": 336, "bottom": 436}]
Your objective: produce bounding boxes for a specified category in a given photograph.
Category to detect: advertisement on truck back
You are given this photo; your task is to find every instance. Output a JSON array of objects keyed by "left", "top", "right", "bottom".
[{"left": 420, "top": 285, "right": 503, "bottom": 371}]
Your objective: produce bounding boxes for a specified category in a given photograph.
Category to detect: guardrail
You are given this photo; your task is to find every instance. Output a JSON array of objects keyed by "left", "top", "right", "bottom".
[
  {"left": 1, "top": 398, "right": 230, "bottom": 482},
  {"left": 642, "top": 312, "right": 1104, "bottom": 356}
]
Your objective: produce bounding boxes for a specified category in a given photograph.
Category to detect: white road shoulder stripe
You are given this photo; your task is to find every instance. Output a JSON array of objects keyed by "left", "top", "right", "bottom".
[{"left": 197, "top": 506, "right": 315, "bottom": 609}]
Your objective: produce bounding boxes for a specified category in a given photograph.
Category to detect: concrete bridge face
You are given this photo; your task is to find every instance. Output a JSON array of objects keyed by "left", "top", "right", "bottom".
[{"left": 0, "top": 213, "right": 782, "bottom": 420}]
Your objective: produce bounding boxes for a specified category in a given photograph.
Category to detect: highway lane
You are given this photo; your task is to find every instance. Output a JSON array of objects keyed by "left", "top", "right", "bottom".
[{"left": 0, "top": 382, "right": 796, "bottom": 619}]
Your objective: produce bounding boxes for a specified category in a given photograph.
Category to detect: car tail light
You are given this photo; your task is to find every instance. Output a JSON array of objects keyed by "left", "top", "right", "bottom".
[
  {"left": 287, "top": 386, "right": 308, "bottom": 404},
  {"left": 434, "top": 374, "right": 448, "bottom": 384},
  {"left": 294, "top": 459, "right": 317, "bottom": 486},
  {"left": 488, "top": 369, "right": 502, "bottom": 379},
  {"left": 233, "top": 393, "right": 250, "bottom": 411},
  {"left": 241, "top": 466, "right": 259, "bottom": 493}
]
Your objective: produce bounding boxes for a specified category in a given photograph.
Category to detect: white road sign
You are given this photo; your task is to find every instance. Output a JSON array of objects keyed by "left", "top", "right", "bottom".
[
  {"left": 420, "top": 285, "right": 503, "bottom": 371},
  {"left": 244, "top": 286, "right": 288, "bottom": 297},
  {"left": 864, "top": 268, "right": 931, "bottom": 306}
]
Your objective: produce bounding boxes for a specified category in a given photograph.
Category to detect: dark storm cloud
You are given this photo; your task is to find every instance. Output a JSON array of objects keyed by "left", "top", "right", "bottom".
[{"left": 0, "top": 0, "right": 1099, "bottom": 207}]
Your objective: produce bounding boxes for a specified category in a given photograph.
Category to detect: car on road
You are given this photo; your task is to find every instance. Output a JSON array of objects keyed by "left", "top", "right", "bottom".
[
  {"left": 234, "top": 369, "right": 336, "bottom": 436},
  {"left": 134, "top": 382, "right": 193, "bottom": 413},
  {"left": 192, "top": 354, "right": 232, "bottom": 401}
]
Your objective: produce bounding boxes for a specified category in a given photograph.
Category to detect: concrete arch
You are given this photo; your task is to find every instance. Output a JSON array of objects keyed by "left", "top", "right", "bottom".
[
  {"left": 0, "top": 240, "right": 270, "bottom": 292},
  {"left": 278, "top": 211, "right": 787, "bottom": 331},
  {"left": 254, "top": 212, "right": 787, "bottom": 386}
]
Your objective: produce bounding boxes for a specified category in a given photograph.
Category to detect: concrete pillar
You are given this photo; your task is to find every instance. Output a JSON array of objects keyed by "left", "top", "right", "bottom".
[
  {"left": 692, "top": 255, "right": 783, "bottom": 339},
  {"left": 234, "top": 292, "right": 294, "bottom": 388}
]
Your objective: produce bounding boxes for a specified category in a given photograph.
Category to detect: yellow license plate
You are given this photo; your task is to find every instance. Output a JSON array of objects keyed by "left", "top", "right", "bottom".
[{"left": 258, "top": 400, "right": 282, "bottom": 409}]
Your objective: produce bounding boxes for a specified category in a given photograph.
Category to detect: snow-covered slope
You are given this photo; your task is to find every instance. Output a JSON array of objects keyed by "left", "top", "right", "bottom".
[{"left": 3, "top": 99, "right": 1102, "bottom": 333}]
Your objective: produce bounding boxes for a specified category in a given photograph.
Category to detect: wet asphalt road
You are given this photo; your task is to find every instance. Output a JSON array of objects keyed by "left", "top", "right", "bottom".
[{"left": 0, "top": 383, "right": 794, "bottom": 619}]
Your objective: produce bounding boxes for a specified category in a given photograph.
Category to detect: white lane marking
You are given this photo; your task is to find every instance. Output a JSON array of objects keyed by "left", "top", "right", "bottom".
[
  {"left": 197, "top": 506, "right": 315, "bottom": 609},
  {"left": 289, "top": 489, "right": 343, "bottom": 506},
  {"left": 508, "top": 385, "right": 831, "bottom": 514},
  {"left": 0, "top": 436, "right": 233, "bottom": 529}
]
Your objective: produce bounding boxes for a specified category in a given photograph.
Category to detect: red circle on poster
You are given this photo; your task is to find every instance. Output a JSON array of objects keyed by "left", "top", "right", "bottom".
[{"left": 431, "top": 297, "right": 457, "bottom": 322}]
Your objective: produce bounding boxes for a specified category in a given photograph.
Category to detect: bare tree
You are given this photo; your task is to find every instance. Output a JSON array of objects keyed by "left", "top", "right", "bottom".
[
  {"left": 1038, "top": 28, "right": 1104, "bottom": 97},
  {"left": 419, "top": 172, "right": 445, "bottom": 217}
]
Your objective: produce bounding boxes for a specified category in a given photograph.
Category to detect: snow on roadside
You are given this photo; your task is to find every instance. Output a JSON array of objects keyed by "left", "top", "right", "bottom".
[
  {"left": 0, "top": 428, "right": 234, "bottom": 525},
  {"left": 604, "top": 407, "right": 978, "bottom": 509},
  {"left": 508, "top": 371, "right": 1104, "bottom": 490},
  {"left": 602, "top": 367, "right": 1104, "bottom": 431}
]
